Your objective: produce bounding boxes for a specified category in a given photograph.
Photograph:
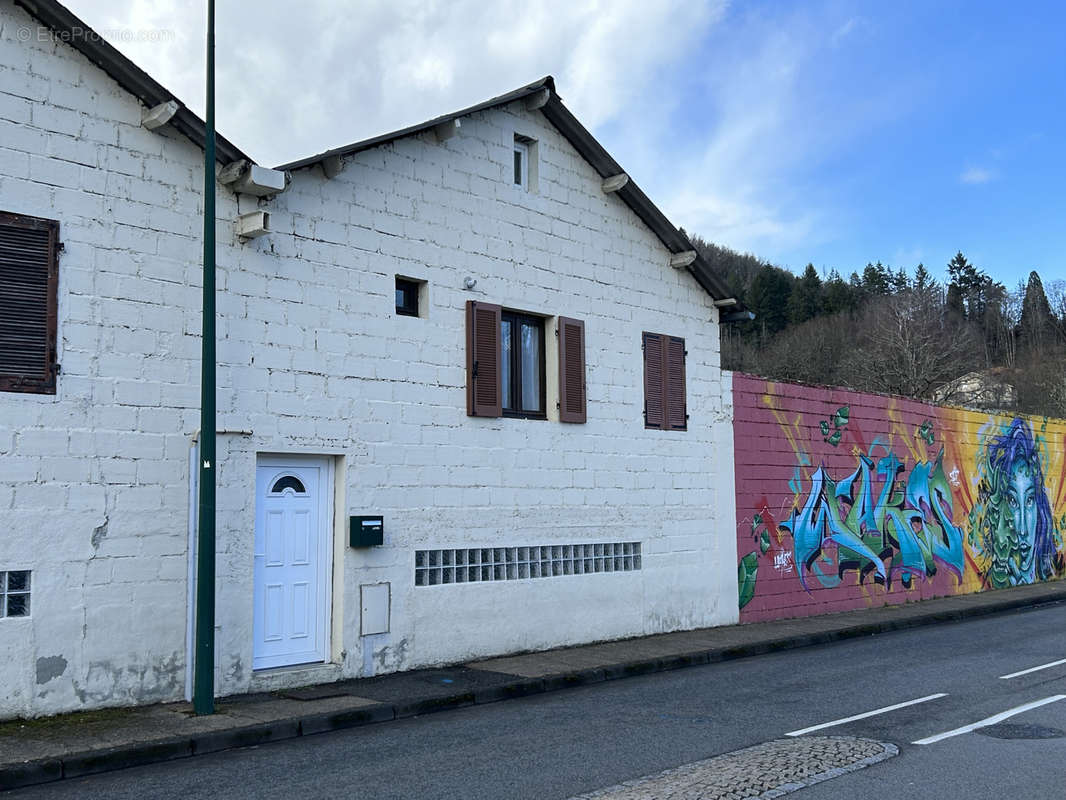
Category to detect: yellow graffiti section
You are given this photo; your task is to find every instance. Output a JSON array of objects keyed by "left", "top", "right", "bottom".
[
  {"left": 757, "top": 382, "right": 1066, "bottom": 600},
  {"left": 942, "top": 407, "right": 1066, "bottom": 594}
]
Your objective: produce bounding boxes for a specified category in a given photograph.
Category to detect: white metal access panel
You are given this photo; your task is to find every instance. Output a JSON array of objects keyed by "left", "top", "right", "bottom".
[{"left": 253, "top": 456, "right": 332, "bottom": 670}]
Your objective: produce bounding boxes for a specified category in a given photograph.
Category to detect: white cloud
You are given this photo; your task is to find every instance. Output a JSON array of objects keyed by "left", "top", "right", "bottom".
[
  {"left": 62, "top": 0, "right": 723, "bottom": 166},
  {"left": 960, "top": 166, "right": 996, "bottom": 185},
  {"left": 830, "top": 17, "right": 863, "bottom": 47},
  {"left": 55, "top": 1, "right": 923, "bottom": 271}
]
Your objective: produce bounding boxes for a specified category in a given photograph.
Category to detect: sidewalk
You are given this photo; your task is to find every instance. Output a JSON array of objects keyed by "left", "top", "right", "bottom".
[{"left": 3, "top": 581, "right": 1064, "bottom": 792}]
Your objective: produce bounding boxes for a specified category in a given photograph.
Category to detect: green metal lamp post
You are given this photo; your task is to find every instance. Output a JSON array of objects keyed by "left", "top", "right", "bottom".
[{"left": 193, "top": 0, "right": 217, "bottom": 716}]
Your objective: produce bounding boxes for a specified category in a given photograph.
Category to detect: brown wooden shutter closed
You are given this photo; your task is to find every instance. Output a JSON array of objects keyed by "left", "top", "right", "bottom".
[
  {"left": 642, "top": 332, "right": 664, "bottom": 429},
  {"left": 557, "top": 317, "right": 586, "bottom": 423},
  {"left": 665, "top": 335, "right": 687, "bottom": 430},
  {"left": 0, "top": 211, "right": 59, "bottom": 395},
  {"left": 466, "top": 300, "right": 502, "bottom": 417}
]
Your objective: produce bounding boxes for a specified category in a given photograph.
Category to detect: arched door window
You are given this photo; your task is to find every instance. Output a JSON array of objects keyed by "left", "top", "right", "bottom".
[{"left": 270, "top": 475, "right": 306, "bottom": 494}]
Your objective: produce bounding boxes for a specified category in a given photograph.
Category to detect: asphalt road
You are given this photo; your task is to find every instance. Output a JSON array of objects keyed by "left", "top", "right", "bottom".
[{"left": 7, "top": 601, "right": 1066, "bottom": 799}]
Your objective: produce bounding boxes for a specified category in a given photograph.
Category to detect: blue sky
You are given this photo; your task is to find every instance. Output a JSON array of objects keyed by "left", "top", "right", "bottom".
[
  {"left": 68, "top": 0, "right": 1065, "bottom": 289},
  {"left": 624, "top": 0, "right": 1066, "bottom": 290}
]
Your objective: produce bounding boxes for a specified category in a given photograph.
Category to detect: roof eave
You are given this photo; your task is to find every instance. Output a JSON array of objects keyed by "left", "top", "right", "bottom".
[
  {"left": 539, "top": 94, "right": 741, "bottom": 307},
  {"left": 276, "top": 75, "right": 745, "bottom": 312},
  {"left": 276, "top": 77, "right": 556, "bottom": 172},
  {"left": 15, "top": 0, "right": 252, "bottom": 165}
]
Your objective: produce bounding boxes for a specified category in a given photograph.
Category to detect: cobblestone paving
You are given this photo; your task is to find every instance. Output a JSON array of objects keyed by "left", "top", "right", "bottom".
[{"left": 569, "top": 736, "right": 897, "bottom": 800}]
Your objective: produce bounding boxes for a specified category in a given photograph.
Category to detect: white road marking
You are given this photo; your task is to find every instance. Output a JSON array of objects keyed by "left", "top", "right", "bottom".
[
  {"left": 785, "top": 694, "right": 948, "bottom": 737},
  {"left": 999, "top": 658, "right": 1066, "bottom": 680},
  {"left": 913, "top": 695, "right": 1066, "bottom": 745}
]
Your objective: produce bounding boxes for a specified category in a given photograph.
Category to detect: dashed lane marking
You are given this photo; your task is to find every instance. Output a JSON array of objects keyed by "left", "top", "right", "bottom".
[
  {"left": 999, "top": 658, "right": 1066, "bottom": 680},
  {"left": 785, "top": 693, "right": 948, "bottom": 737},
  {"left": 913, "top": 695, "right": 1066, "bottom": 745}
]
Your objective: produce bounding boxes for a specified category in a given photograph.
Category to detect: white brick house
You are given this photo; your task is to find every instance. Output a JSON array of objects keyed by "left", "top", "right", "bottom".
[{"left": 0, "top": 0, "right": 744, "bottom": 719}]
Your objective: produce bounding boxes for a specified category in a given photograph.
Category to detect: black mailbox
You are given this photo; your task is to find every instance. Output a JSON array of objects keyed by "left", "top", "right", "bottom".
[{"left": 350, "top": 515, "right": 384, "bottom": 547}]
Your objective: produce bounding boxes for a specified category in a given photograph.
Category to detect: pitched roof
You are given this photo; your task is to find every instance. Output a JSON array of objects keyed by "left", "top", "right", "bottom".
[
  {"left": 278, "top": 77, "right": 745, "bottom": 309},
  {"left": 14, "top": 0, "right": 252, "bottom": 165},
  {"left": 14, "top": 3, "right": 745, "bottom": 312}
]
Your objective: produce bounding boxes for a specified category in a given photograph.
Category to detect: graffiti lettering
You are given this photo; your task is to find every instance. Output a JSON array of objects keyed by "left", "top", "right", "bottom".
[
  {"left": 773, "top": 550, "right": 794, "bottom": 574},
  {"left": 779, "top": 449, "right": 964, "bottom": 592}
]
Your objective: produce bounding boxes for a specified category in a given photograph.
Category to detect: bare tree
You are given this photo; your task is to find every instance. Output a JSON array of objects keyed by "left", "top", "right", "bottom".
[{"left": 840, "top": 288, "right": 978, "bottom": 400}]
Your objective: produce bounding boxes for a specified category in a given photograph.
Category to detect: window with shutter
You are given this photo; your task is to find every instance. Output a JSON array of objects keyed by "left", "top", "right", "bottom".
[
  {"left": 0, "top": 212, "right": 59, "bottom": 395},
  {"left": 500, "top": 309, "right": 545, "bottom": 418},
  {"left": 643, "top": 331, "right": 686, "bottom": 431},
  {"left": 466, "top": 300, "right": 502, "bottom": 417},
  {"left": 558, "top": 317, "right": 586, "bottom": 423},
  {"left": 665, "top": 335, "right": 687, "bottom": 430},
  {"left": 642, "top": 332, "right": 664, "bottom": 429}
]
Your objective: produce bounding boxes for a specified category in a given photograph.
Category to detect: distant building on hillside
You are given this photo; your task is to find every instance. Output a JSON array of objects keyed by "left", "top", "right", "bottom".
[{"left": 933, "top": 368, "right": 1016, "bottom": 410}]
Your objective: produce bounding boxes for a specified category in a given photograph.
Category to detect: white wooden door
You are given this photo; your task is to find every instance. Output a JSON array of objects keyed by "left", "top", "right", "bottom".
[{"left": 253, "top": 456, "right": 331, "bottom": 670}]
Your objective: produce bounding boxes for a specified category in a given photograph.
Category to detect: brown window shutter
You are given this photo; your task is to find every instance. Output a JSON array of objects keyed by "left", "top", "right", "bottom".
[
  {"left": 642, "top": 332, "right": 664, "bottom": 429},
  {"left": 0, "top": 211, "right": 59, "bottom": 395},
  {"left": 665, "top": 336, "right": 687, "bottom": 430},
  {"left": 557, "top": 317, "right": 586, "bottom": 423},
  {"left": 466, "top": 300, "right": 502, "bottom": 417}
]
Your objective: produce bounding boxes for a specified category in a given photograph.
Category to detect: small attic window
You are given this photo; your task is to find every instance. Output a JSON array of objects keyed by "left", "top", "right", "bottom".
[
  {"left": 513, "top": 134, "right": 537, "bottom": 192},
  {"left": 513, "top": 140, "right": 528, "bottom": 187}
]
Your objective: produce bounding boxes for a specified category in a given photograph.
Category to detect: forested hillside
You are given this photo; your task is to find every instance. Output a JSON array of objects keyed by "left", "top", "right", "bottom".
[{"left": 689, "top": 234, "right": 1066, "bottom": 417}]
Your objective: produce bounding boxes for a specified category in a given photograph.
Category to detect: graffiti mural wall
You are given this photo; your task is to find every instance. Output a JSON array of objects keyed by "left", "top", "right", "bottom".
[{"left": 734, "top": 374, "right": 1066, "bottom": 622}]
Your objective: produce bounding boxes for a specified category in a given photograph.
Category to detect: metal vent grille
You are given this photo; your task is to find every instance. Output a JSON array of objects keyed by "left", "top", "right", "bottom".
[{"left": 415, "top": 542, "right": 641, "bottom": 586}]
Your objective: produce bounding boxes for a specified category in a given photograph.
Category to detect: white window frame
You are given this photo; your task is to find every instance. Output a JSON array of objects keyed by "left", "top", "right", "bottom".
[{"left": 513, "top": 139, "right": 529, "bottom": 189}]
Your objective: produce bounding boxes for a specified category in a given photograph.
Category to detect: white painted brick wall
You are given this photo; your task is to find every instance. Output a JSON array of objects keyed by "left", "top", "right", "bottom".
[
  {"left": 0, "top": 1, "right": 739, "bottom": 719},
  {"left": 0, "top": 2, "right": 236, "bottom": 719},
  {"left": 211, "top": 102, "right": 739, "bottom": 694}
]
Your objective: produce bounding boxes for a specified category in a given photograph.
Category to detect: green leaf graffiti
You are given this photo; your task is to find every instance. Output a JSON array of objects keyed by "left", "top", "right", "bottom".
[
  {"left": 820, "top": 406, "right": 850, "bottom": 446},
  {"left": 759, "top": 529, "right": 771, "bottom": 554},
  {"left": 917, "top": 420, "right": 935, "bottom": 445},
  {"left": 738, "top": 552, "right": 759, "bottom": 609}
]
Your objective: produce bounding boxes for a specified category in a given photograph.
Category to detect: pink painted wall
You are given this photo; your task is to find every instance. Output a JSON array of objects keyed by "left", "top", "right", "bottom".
[{"left": 733, "top": 374, "right": 1066, "bottom": 623}]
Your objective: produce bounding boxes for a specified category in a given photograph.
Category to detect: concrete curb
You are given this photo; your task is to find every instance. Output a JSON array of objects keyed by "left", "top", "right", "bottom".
[{"left": 2, "top": 587, "right": 1062, "bottom": 792}]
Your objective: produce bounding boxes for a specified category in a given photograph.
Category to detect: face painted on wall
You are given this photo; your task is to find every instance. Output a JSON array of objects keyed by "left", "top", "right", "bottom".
[
  {"left": 975, "top": 417, "right": 1060, "bottom": 589},
  {"left": 991, "top": 461, "right": 1038, "bottom": 585}
]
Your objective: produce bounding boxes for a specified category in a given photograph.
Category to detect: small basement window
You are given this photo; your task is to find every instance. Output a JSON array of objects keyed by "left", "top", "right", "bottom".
[
  {"left": 1, "top": 571, "right": 30, "bottom": 618},
  {"left": 395, "top": 277, "right": 424, "bottom": 317}
]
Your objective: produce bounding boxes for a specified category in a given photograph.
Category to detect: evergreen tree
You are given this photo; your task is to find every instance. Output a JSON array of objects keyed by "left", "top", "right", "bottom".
[
  {"left": 913, "top": 263, "right": 935, "bottom": 292},
  {"left": 823, "top": 269, "right": 857, "bottom": 314},
  {"left": 890, "top": 266, "right": 910, "bottom": 293},
  {"left": 1019, "top": 270, "right": 1055, "bottom": 355},
  {"left": 861, "top": 261, "right": 892, "bottom": 295},
  {"left": 788, "top": 263, "right": 823, "bottom": 325},
  {"left": 946, "top": 251, "right": 999, "bottom": 320},
  {"left": 747, "top": 264, "right": 795, "bottom": 336}
]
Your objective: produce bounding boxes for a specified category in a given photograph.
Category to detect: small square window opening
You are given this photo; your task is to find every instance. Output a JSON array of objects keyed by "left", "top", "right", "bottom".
[
  {"left": 395, "top": 277, "right": 422, "bottom": 317},
  {"left": 1, "top": 570, "right": 31, "bottom": 618}
]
